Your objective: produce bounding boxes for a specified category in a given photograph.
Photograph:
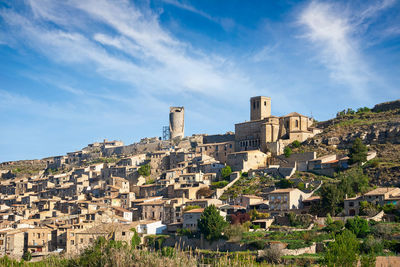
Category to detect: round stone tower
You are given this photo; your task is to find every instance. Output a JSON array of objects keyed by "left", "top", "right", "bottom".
[{"left": 169, "top": 107, "right": 184, "bottom": 140}]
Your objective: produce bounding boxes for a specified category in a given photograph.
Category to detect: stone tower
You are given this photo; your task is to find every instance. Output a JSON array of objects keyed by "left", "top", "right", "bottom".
[
  {"left": 250, "top": 96, "right": 271, "bottom": 121},
  {"left": 169, "top": 107, "right": 184, "bottom": 140}
]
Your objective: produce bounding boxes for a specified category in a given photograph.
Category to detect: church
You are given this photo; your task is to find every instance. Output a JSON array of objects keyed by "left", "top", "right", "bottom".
[{"left": 235, "top": 96, "right": 321, "bottom": 155}]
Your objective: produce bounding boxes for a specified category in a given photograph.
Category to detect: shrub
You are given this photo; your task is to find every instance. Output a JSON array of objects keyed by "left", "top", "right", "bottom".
[
  {"left": 258, "top": 246, "right": 282, "bottom": 264},
  {"left": 221, "top": 165, "right": 232, "bottom": 180},
  {"left": 292, "top": 140, "right": 301, "bottom": 148},
  {"left": 325, "top": 220, "right": 344, "bottom": 234},
  {"left": 360, "top": 253, "right": 376, "bottom": 267},
  {"left": 345, "top": 216, "right": 370, "bottom": 238},
  {"left": 22, "top": 251, "right": 32, "bottom": 261},
  {"left": 210, "top": 180, "right": 228, "bottom": 189},
  {"left": 224, "top": 224, "right": 245, "bottom": 242},
  {"left": 138, "top": 164, "right": 151, "bottom": 177},
  {"left": 361, "top": 235, "right": 383, "bottom": 254},
  {"left": 130, "top": 228, "right": 141, "bottom": 248},
  {"left": 284, "top": 147, "right": 292, "bottom": 158}
]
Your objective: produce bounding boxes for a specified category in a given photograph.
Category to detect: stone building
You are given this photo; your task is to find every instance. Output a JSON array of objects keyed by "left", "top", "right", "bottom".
[
  {"left": 169, "top": 107, "right": 185, "bottom": 140},
  {"left": 226, "top": 150, "right": 268, "bottom": 172},
  {"left": 344, "top": 187, "right": 400, "bottom": 216},
  {"left": 235, "top": 96, "right": 320, "bottom": 155},
  {"left": 195, "top": 141, "right": 235, "bottom": 164},
  {"left": 268, "top": 188, "right": 312, "bottom": 212}
]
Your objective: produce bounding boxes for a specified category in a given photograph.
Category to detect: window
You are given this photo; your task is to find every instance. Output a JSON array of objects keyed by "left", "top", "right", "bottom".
[
  {"left": 71, "top": 240, "right": 74, "bottom": 245},
  {"left": 253, "top": 101, "right": 256, "bottom": 109},
  {"left": 295, "top": 120, "right": 299, "bottom": 128},
  {"left": 257, "top": 101, "right": 260, "bottom": 108},
  {"left": 122, "top": 232, "right": 126, "bottom": 236},
  {"left": 264, "top": 101, "right": 267, "bottom": 106},
  {"left": 349, "top": 202, "right": 354, "bottom": 207}
]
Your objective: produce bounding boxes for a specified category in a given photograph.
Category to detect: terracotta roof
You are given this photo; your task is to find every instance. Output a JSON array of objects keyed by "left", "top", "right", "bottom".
[
  {"left": 184, "top": 208, "right": 204, "bottom": 213},
  {"left": 303, "top": 196, "right": 321, "bottom": 202}
]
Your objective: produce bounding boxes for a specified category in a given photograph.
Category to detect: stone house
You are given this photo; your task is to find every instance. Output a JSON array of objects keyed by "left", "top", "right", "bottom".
[
  {"left": 26, "top": 227, "right": 53, "bottom": 253},
  {"left": 0, "top": 228, "right": 25, "bottom": 258},
  {"left": 234, "top": 195, "right": 264, "bottom": 209},
  {"left": 195, "top": 141, "right": 235, "bottom": 164},
  {"left": 268, "top": 188, "right": 312, "bottom": 213},
  {"left": 226, "top": 150, "right": 268, "bottom": 172},
  {"left": 183, "top": 208, "right": 204, "bottom": 231},
  {"left": 344, "top": 187, "right": 400, "bottom": 216}
]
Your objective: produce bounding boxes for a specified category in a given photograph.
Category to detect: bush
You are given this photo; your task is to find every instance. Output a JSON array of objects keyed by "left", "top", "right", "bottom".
[
  {"left": 258, "top": 246, "right": 282, "bottom": 264},
  {"left": 138, "top": 164, "right": 151, "bottom": 177},
  {"left": 224, "top": 224, "right": 246, "bottom": 242},
  {"left": 361, "top": 235, "right": 383, "bottom": 254},
  {"left": 284, "top": 147, "right": 292, "bottom": 158},
  {"left": 292, "top": 140, "right": 301, "bottom": 148},
  {"left": 210, "top": 180, "right": 228, "bottom": 189},
  {"left": 345, "top": 216, "right": 370, "bottom": 238},
  {"left": 22, "top": 251, "right": 32, "bottom": 261},
  {"left": 130, "top": 228, "right": 141, "bottom": 248},
  {"left": 221, "top": 165, "right": 232, "bottom": 180},
  {"left": 325, "top": 220, "right": 344, "bottom": 234}
]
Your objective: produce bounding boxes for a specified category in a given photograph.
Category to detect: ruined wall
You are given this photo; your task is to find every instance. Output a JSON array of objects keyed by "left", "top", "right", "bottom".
[
  {"left": 372, "top": 99, "right": 400, "bottom": 112},
  {"left": 169, "top": 107, "right": 184, "bottom": 140}
]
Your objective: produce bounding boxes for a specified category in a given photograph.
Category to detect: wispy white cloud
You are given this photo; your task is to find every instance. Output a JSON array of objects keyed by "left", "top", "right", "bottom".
[
  {"left": 251, "top": 44, "right": 279, "bottom": 63},
  {"left": 162, "top": 0, "right": 235, "bottom": 31},
  {"left": 1, "top": 0, "right": 253, "bottom": 100},
  {"left": 298, "top": 1, "right": 374, "bottom": 99}
]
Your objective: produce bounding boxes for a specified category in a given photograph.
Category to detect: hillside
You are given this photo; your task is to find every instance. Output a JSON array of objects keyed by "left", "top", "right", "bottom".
[{"left": 293, "top": 101, "right": 400, "bottom": 186}]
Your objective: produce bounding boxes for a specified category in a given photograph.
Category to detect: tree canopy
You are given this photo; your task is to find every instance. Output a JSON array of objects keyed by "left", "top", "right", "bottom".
[
  {"left": 138, "top": 164, "right": 151, "bottom": 177},
  {"left": 198, "top": 205, "right": 228, "bottom": 241},
  {"left": 221, "top": 165, "right": 232, "bottom": 180},
  {"left": 324, "top": 229, "right": 359, "bottom": 267},
  {"left": 349, "top": 137, "right": 368, "bottom": 165}
]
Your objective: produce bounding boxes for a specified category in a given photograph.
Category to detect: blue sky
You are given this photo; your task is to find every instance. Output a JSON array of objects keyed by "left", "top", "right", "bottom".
[{"left": 0, "top": 0, "right": 399, "bottom": 162}]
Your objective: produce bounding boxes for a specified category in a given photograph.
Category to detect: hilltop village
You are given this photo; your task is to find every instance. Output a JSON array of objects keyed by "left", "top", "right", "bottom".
[{"left": 1, "top": 96, "right": 400, "bottom": 265}]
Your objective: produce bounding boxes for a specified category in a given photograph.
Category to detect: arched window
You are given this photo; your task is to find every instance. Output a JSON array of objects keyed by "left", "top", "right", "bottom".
[{"left": 295, "top": 120, "right": 299, "bottom": 128}]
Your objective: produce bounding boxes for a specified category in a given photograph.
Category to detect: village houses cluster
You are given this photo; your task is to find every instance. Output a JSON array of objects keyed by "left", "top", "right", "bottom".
[{"left": 0, "top": 96, "right": 381, "bottom": 259}]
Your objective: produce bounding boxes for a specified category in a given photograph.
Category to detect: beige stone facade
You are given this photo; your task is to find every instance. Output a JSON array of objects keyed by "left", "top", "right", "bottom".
[
  {"left": 226, "top": 150, "right": 268, "bottom": 172},
  {"left": 235, "top": 97, "right": 318, "bottom": 155}
]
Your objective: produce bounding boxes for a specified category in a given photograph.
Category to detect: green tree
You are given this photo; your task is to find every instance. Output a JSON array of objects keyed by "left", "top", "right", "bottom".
[
  {"left": 320, "top": 183, "right": 343, "bottom": 216},
  {"left": 345, "top": 216, "right": 370, "bottom": 238},
  {"left": 130, "top": 228, "right": 141, "bottom": 248},
  {"left": 198, "top": 205, "right": 229, "bottom": 241},
  {"left": 324, "top": 229, "right": 359, "bottom": 267},
  {"left": 284, "top": 146, "right": 292, "bottom": 158},
  {"left": 221, "top": 165, "right": 232, "bottom": 180},
  {"left": 138, "top": 164, "right": 151, "bottom": 177},
  {"left": 349, "top": 138, "right": 368, "bottom": 165}
]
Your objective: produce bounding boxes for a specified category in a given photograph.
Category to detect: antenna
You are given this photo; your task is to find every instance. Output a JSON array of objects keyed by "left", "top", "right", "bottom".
[{"left": 162, "top": 126, "right": 170, "bottom": 141}]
